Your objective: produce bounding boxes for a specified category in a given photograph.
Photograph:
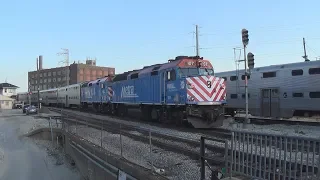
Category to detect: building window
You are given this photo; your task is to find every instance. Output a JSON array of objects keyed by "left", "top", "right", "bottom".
[
  {"left": 48, "top": 72, "right": 51, "bottom": 76},
  {"left": 5, "top": 101, "right": 9, "bottom": 105},
  {"left": 309, "top": 92, "right": 320, "bottom": 98},
  {"left": 53, "top": 72, "right": 56, "bottom": 76},
  {"left": 57, "top": 71, "right": 61, "bottom": 76},
  {"left": 40, "top": 73, "right": 42, "bottom": 77},
  {"left": 230, "top": 76, "right": 238, "bottom": 81},
  {"left": 43, "top": 73, "right": 47, "bottom": 77},
  {"left": 230, "top": 94, "right": 238, "bottom": 99},
  {"left": 309, "top": 68, "right": 320, "bottom": 75},
  {"left": 44, "top": 79, "right": 47, "bottom": 83},
  {"left": 4, "top": 88, "right": 7, "bottom": 93},
  {"left": 241, "top": 75, "right": 251, "bottom": 80},
  {"left": 292, "top": 92, "right": 303, "bottom": 98},
  {"left": 291, "top": 69, "right": 303, "bottom": 76},
  {"left": 57, "top": 77, "right": 61, "bottom": 82},
  {"left": 263, "top": 71, "right": 276, "bottom": 78},
  {"left": 48, "top": 79, "right": 51, "bottom": 83},
  {"left": 40, "top": 79, "right": 43, "bottom": 83}
]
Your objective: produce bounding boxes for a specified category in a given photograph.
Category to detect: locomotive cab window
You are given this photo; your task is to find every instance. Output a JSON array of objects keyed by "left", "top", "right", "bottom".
[
  {"left": 167, "top": 70, "right": 176, "bottom": 81},
  {"left": 178, "top": 68, "right": 214, "bottom": 77}
]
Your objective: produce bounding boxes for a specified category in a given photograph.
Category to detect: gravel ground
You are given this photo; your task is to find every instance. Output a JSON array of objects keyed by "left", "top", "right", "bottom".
[
  {"left": 222, "top": 118, "right": 320, "bottom": 139},
  {"left": 58, "top": 108, "right": 320, "bottom": 140},
  {"left": 67, "top": 124, "right": 216, "bottom": 180}
]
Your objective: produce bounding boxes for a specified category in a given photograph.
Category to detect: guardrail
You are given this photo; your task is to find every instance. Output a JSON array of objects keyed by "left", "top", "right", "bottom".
[{"left": 228, "top": 130, "right": 320, "bottom": 180}]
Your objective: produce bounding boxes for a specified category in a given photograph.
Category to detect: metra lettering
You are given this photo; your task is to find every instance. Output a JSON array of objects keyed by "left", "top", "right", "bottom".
[{"left": 121, "top": 86, "right": 138, "bottom": 98}]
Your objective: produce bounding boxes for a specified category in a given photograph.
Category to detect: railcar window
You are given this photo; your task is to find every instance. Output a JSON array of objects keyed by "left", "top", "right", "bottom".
[
  {"left": 263, "top": 72, "right": 276, "bottom": 78},
  {"left": 230, "top": 76, "right": 238, "bottom": 81},
  {"left": 241, "top": 75, "right": 251, "bottom": 80},
  {"left": 309, "top": 92, "right": 320, "bottom": 98},
  {"left": 230, "top": 94, "right": 238, "bottom": 99},
  {"left": 241, "top": 93, "right": 250, "bottom": 98},
  {"left": 309, "top": 68, "right": 320, "bottom": 75},
  {"left": 292, "top": 92, "right": 304, "bottom": 97},
  {"left": 291, "top": 69, "right": 303, "bottom": 76}
]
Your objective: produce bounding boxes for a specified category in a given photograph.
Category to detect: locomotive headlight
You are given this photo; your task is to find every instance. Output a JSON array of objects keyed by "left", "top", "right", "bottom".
[{"left": 187, "top": 83, "right": 194, "bottom": 89}]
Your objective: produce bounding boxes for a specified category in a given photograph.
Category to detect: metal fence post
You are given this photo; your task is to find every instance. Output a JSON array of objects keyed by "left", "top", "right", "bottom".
[
  {"left": 200, "top": 136, "right": 205, "bottom": 180},
  {"left": 100, "top": 120, "right": 103, "bottom": 148},
  {"left": 75, "top": 118, "right": 78, "bottom": 135},
  {"left": 230, "top": 132, "right": 234, "bottom": 178},
  {"left": 120, "top": 124, "right": 123, "bottom": 157},
  {"left": 149, "top": 129, "right": 153, "bottom": 172},
  {"left": 224, "top": 139, "right": 228, "bottom": 176},
  {"left": 49, "top": 117, "right": 54, "bottom": 144}
]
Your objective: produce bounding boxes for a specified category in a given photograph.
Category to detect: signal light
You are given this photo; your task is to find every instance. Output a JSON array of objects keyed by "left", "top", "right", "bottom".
[
  {"left": 241, "top": 29, "right": 249, "bottom": 46},
  {"left": 247, "top": 52, "right": 255, "bottom": 70}
]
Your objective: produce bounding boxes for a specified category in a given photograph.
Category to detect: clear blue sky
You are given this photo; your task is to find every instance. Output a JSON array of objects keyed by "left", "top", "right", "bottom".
[{"left": 1, "top": 0, "right": 319, "bottom": 92}]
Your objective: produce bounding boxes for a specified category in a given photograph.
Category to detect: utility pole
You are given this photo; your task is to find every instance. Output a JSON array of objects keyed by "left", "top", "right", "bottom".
[
  {"left": 302, "top": 38, "right": 309, "bottom": 62},
  {"left": 37, "top": 57, "right": 40, "bottom": 112},
  {"left": 57, "top": 48, "right": 70, "bottom": 86},
  {"left": 195, "top": 25, "right": 199, "bottom": 56}
]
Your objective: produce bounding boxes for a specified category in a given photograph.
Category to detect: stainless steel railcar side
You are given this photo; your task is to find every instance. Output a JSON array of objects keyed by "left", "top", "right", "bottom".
[
  {"left": 216, "top": 60, "right": 320, "bottom": 118},
  {"left": 57, "top": 83, "right": 81, "bottom": 108}
]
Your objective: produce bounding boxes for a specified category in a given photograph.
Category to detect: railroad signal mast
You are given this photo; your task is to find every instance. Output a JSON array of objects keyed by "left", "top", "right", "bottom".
[{"left": 241, "top": 28, "right": 255, "bottom": 128}]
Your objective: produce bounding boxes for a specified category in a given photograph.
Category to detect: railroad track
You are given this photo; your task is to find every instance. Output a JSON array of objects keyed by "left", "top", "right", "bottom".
[
  {"left": 47, "top": 107, "right": 319, "bottom": 179},
  {"left": 50, "top": 108, "right": 228, "bottom": 166}
]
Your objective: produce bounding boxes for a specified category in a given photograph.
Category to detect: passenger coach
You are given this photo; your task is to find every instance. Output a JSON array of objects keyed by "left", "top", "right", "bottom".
[{"left": 216, "top": 60, "right": 320, "bottom": 119}]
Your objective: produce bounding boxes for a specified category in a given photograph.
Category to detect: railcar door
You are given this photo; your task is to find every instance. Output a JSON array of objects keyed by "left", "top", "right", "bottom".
[
  {"left": 261, "top": 89, "right": 271, "bottom": 117},
  {"left": 270, "top": 88, "right": 280, "bottom": 117},
  {"left": 260, "top": 88, "right": 280, "bottom": 117}
]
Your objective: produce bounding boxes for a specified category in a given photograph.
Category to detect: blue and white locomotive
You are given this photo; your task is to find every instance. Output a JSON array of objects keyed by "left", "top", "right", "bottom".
[
  {"left": 20, "top": 55, "right": 227, "bottom": 128},
  {"left": 109, "top": 56, "right": 227, "bottom": 128}
]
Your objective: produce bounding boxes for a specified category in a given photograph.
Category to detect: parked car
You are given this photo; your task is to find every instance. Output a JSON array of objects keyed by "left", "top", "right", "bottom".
[
  {"left": 22, "top": 104, "right": 30, "bottom": 113},
  {"left": 26, "top": 105, "right": 37, "bottom": 115}
]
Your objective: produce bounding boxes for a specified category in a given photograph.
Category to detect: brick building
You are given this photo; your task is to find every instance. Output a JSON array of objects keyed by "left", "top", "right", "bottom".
[{"left": 28, "top": 59, "right": 115, "bottom": 91}]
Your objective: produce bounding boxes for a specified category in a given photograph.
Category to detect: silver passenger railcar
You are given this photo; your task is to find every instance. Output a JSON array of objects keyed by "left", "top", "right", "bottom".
[
  {"left": 57, "top": 83, "right": 81, "bottom": 108},
  {"left": 40, "top": 88, "right": 58, "bottom": 106},
  {"left": 216, "top": 60, "right": 320, "bottom": 118}
]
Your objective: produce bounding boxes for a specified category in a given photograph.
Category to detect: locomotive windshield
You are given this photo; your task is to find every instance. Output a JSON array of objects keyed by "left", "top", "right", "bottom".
[{"left": 178, "top": 68, "right": 214, "bottom": 77}]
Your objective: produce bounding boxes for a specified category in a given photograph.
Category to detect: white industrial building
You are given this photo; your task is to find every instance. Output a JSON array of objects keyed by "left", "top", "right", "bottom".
[{"left": 0, "top": 82, "right": 19, "bottom": 110}]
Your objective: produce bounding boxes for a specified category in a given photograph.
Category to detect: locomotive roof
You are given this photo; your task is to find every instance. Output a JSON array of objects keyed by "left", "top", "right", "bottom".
[
  {"left": 216, "top": 60, "right": 320, "bottom": 75},
  {"left": 113, "top": 56, "right": 209, "bottom": 81}
]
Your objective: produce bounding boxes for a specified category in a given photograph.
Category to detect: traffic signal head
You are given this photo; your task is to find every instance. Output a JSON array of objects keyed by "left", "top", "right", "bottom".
[
  {"left": 241, "top": 28, "right": 249, "bottom": 46},
  {"left": 247, "top": 52, "right": 255, "bottom": 70}
]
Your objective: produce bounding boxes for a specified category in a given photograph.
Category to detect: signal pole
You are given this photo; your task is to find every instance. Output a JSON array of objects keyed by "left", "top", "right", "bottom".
[
  {"left": 195, "top": 25, "right": 199, "bottom": 56},
  {"left": 57, "top": 48, "right": 70, "bottom": 86},
  {"left": 241, "top": 29, "right": 250, "bottom": 128}
]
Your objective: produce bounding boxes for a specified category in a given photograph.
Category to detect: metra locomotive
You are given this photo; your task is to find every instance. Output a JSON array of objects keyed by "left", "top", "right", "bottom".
[{"left": 18, "top": 56, "right": 227, "bottom": 128}]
